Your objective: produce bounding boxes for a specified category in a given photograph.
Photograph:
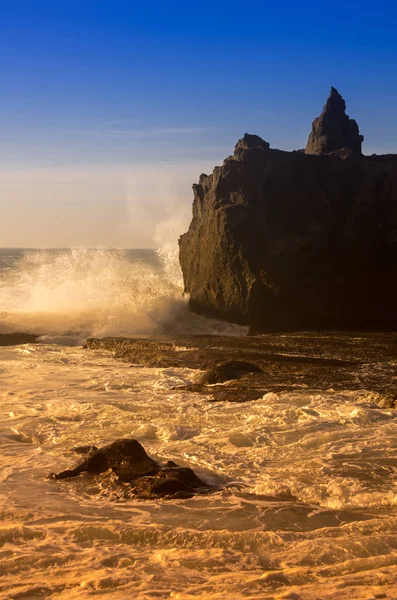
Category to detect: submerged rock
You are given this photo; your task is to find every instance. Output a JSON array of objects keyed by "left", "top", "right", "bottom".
[
  {"left": 362, "top": 391, "right": 397, "bottom": 409},
  {"left": 179, "top": 89, "right": 397, "bottom": 333},
  {"left": 84, "top": 336, "right": 357, "bottom": 369},
  {"left": 196, "top": 360, "right": 263, "bottom": 384},
  {"left": 85, "top": 335, "right": 365, "bottom": 402},
  {"left": 49, "top": 439, "right": 211, "bottom": 499},
  {"left": 171, "top": 360, "right": 265, "bottom": 401},
  {"left": 72, "top": 444, "right": 99, "bottom": 455}
]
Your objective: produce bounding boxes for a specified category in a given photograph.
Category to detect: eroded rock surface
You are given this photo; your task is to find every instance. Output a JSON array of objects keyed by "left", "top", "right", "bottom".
[{"left": 49, "top": 439, "right": 211, "bottom": 499}]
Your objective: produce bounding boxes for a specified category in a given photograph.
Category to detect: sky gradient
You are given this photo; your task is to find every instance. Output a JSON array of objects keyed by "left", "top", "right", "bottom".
[{"left": 1, "top": 0, "right": 397, "bottom": 247}]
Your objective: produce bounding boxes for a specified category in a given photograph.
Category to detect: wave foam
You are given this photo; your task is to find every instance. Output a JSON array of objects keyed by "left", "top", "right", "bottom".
[{"left": 0, "top": 247, "right": 246, "bottom": 342}]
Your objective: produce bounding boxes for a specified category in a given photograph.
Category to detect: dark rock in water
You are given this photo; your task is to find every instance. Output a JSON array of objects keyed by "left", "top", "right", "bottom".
[
  {"left": 49, "top": 439, "right": 211, "bottom": 499},
  {"left": 171, "top": 360, "right": 264, "bottom": 401},
  {"left": 197, "top": 360, "right": 262, "bottom": 384},
  {"left": 376, "top": 393, "right": 397, "bottom": 409},
  {"left": 85, "top": 334, "right": 397, "bottom": 402},
  {"left": 305, "top": 87, "right": 364, "bottom": 155},
  {"left": 134, "top": 467, "right": 206, "bottom": 499},
  {"left": 72, "top": 445, "right": 98, "bottom": 455},
  {"left": 85, "top": 335, "right": 357, "bottom": 369},
  {"left": 179, "top": 88, "right": 397, "bottom": 333},
  {"left": 50, "top": 439, "right": 156, "bottom": 479},
  {"left": 0, "top": 332, "right": 40, "bottom": 346},
  {"left": 85, "top": 335, "right": 367, "bottom": 402},
  {"left": 363, "top": 391, "right": 397, "bottom": 409}
]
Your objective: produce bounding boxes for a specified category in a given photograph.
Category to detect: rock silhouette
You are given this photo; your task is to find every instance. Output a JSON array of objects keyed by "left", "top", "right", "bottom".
[
  {"left": 179, "top": 88, "right": 397, "bottom": 333},
  {"left": 49, "top": 439, "right": 210, "bottom": 499},
  {"left": 305, "top": 87, "right": 364, "bottom": 154}
]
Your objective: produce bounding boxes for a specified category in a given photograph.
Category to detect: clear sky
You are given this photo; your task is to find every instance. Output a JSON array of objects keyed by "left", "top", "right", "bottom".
[{"left": 1, "top": 0, "right": 397, "bottom": 247}]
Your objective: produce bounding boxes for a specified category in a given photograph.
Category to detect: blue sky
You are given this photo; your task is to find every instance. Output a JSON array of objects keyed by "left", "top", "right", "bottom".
[{"left": 1, "top": 0, "right": 396, "bottom": 246}]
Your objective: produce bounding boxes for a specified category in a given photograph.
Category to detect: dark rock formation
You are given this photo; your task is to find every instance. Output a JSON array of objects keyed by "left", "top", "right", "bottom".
[
  {"left": 84, "top": 335, "right": 357, "bottom": 369},
  {"left": 0, "top": 332, "right": 40, "bottom": 346},
  {"left": 49, "top": 438, "right": 211, "bottom": 499},
  {"left": 234, "top": 133, "right": 270, "bottom": 156},
  {"left": 84, "top": 334, "right": 397, "bottom": 403},
  {"left": 196, "top": 360, "right": 263, "bottom": 384},
  {"left": 179, "top": 89, "right": 397, "bottom": 333},
  {"left": 361, "top": 391, "right": 397, "bottom": 409},
  {"left": 84, "top": 335, "right": 366, "bottom": 402},
  {"left": 305, "top": 87, "right": 364, "bottom": 154},
  {"left": 72, "top": 444, "right": 99, "bottom": 455}
]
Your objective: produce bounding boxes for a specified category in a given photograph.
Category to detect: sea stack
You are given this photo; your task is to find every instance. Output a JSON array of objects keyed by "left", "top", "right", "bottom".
[
  {"left": 305, "top": 87, "right": 364, "bottom": 154},
  {"left": 179, "top": 89, "right": 397, "bottom": 332}
]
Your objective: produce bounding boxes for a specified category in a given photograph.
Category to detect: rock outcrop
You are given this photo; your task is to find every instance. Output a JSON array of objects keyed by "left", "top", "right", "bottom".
[
  {"left": 0, "top": 333, "right": 40, "bottom": 346},
  {"left": 179, "top": 90, "right": 397, "bottom": 333},
  {"left": 85, "top": 334, "right": 397, "bottom": 402},
  {"left": 196, "top": 361, "right": 263, "bottom": 385},
  {"left": 84, "top": 334, "right": 397, "bottom": 403},
  {"left": 49, "top": 439, "right": 211, "bottom": 499},
  {"left": 305, "top": 87, "right": 364, "bottom": 154}
]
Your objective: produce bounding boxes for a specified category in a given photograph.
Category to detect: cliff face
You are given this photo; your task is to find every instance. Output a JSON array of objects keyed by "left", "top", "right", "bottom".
[{"left": 179, "top": 90, "right": 397, "bottom": 332}]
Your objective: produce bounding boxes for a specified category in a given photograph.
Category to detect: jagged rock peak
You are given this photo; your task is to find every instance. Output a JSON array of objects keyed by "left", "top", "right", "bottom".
[
  {"left": 325, "top": 86, "right": 347, "bottom": 112},
  {"left": 305, "top": 87, "right": 364, "bottom": 155},
  {"left": 234, "top": 133, "right": 270, "bottom": 157}
]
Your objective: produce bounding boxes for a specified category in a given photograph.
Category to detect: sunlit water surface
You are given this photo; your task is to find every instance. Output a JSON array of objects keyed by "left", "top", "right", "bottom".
[{"left": 0, "top": 248, "right": 397, "bottom": 599}]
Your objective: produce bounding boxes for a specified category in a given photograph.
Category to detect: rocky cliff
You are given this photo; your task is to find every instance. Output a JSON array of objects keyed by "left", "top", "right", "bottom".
[
  {"left": 305, "top": 86, "right": 364, "bottom": 154},
  {"left": 179, "top": 89, "right": 397, "bottom": 332}
]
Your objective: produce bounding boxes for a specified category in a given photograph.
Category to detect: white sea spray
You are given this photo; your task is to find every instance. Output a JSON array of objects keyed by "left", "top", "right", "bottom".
[{"left": 0, "top": 247, "right": 244, "bottom": 341}]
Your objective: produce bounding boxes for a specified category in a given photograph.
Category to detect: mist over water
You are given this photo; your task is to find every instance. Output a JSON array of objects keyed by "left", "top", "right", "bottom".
[
  {"left": 0, "top": 246, "right": 244, "bottom": 342},
  {"left": 154, "top": 217, "right": 185, "bottom": 289}
]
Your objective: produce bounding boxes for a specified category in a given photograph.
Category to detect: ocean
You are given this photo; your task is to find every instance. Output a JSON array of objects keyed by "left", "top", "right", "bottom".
[{"left": 0, "top": 247, "right": 397, "bottom": 599}]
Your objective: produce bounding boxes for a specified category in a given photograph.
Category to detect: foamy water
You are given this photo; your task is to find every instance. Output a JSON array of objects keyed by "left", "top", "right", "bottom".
[
  {"left": 1, "top": 249, "right": 397, "bottom": 599},
  {"left": 0, "top": 248, "right": 245, "bottom": 341}
]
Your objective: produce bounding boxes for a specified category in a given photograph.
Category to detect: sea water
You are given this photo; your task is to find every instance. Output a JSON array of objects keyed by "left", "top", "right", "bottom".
[{"left": 0, "top": 248, "right": 397, "bottom": 599}]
